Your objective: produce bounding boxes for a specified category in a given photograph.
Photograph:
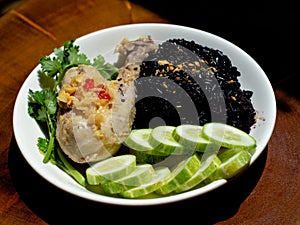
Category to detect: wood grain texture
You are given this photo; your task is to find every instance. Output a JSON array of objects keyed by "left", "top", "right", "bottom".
[{"left": 0, "top": 0, "right": 299, "bottom": 224}]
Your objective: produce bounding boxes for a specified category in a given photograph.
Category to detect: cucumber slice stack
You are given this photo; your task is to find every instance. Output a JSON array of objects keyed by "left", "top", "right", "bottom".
[
  {"left": 85, "top": 122, "right": 257, "bottom": 198},
  {"left": 125, "top": 126, "right": 187, "bottom": 164},
  {"left": 101, "top": 164, "right": 155, "bottom": 194},
  {"left": 174, "top": 153, "right": 221, "bottom": 193},
  {"left": 119, "top": 166, "right": 171, "bottom": 198},
  {"left": 155, "top": 153, "right": 202, "bottom": 195},
  {"left": 125, "top": 128, "right": 170, "bottom": 164},
  {"left": 203, "top": 149, "right": 252, "bottom": 183}
]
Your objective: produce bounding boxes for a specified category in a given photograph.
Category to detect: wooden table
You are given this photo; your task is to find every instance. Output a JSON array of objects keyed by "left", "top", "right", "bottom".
[{"left": 0, "top": 0, "right": 299, "bottom": 224}]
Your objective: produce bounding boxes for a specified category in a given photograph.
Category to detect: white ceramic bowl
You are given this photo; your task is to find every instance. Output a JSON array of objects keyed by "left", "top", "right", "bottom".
[{"left": 13, "top": 23, "right": 276, "bottom": 206}]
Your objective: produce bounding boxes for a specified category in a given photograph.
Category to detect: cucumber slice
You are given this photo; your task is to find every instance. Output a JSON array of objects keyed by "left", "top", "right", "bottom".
[
  {"left": 217, "top": 148, "right": 243, "bottom": 161},
  {"left": 125, "top": 128, "right": 170, "bottom": 164},
  {"left": 173, "top": 124, "right": 212, "bottom": 152},
  {"left": 204, "top": 149, "right": 252, "bottom": 183},
  {"left": 175, "top": 153, "right": 221, "bottom": 193},
  {"left": 101, "top": 164, "right": 155, "bottom": 194},
  {"left": 218, "top": 149, "right": 252, "bottom": 179},
  {"left": 202, "top": 122, "right": 256, "bottom": 150},
  {"left": 129, "top": 149, "right": 168, "bottom": 164},
  {"left": 149, "top": 126, "right": 186, "bottom": 155},
  {"left": 124, "top": 128, "right": 154, "bottom": 151},
  {"left": 119, "top": 166, "right": 171, "bottom": 198},
  {"left": 86, "top": 155, "right": 136, "bottom": 185},
  {"left": 155, "top": 153, "right": 202, "bottom": 195}
]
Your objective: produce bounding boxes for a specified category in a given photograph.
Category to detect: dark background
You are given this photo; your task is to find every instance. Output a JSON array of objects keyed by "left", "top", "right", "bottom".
[
  {"left": 131, "top": 0, "right": 299, "bottom": 95},
  {"left": 1, "top": 0, "right": 298, "bottom": 93},
  {"left": 0, "top": 0, "right": 24, "bottom": 15}
]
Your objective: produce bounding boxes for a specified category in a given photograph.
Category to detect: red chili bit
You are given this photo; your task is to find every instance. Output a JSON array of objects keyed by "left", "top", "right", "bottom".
[
  {"left": 83, "top": 78, "right": 95, "bottom": 91},
  {"left": 98, "top": 91, "right": 111, "bottom": 100},
  {"left": 83, "top": 79, "right": 111, "bottom": 100},
  {"left": 96, "top": 84, "right": 105, "bottom": 89},
  {"left": 95, "top": 84, "right": 111, "bottom": 100}
]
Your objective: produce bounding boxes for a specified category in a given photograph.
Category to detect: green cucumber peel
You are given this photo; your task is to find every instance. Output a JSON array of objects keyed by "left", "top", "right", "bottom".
[
  {"left": 155, "top": 153, "right": 202, "bottom": 195},
  {"left": 101, "top": 164, "right": 155, "bottom": 194},
  {"left": 119, "top": 166, "right": 171, "bottom": 198},
  {"left": 86, "top": 155, "right": 136, "bottom": 185},
  {"left": 172, "top": 124, "right": 213, "bottom": 153}
]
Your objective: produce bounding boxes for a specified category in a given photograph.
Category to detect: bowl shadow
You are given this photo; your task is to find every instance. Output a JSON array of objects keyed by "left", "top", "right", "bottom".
[{"left": 9, "top": 134, "right": 267, "bottom": 224}]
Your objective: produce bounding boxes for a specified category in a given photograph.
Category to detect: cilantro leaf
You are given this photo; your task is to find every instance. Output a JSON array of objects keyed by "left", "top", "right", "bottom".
[
  {"left": 39, "top": 56, "right": 62, "bottom": 77},
  {"left": 93, "top": 55, "right": 119, "bottom": 80},
  {"left": 28, "top": 88, "right": 57, "bottom": 120},
  {"left": 39, "top": 39, "right": 93, "bottom": 90},
  {"left": 68, "top": 48, "right": 91, "bottom": 66}
]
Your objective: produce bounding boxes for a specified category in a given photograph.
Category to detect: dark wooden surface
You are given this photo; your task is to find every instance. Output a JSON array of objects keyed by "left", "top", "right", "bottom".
[{"left": 0, "top": 0, "right": 299, "bottom": 224}]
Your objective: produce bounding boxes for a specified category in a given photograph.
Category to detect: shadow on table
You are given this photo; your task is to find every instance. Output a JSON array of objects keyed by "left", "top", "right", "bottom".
[{"left": 9, "top": 135, "right": 267, "bottom": 225}]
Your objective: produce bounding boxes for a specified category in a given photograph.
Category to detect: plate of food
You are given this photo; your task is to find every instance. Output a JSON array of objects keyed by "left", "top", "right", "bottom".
[{"left": 13, "top": 23, "right": 276, "bottom": 206}]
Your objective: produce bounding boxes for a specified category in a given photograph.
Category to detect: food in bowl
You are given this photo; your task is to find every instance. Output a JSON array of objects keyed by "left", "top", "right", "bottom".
[
  {"left": 134, "top": 38, "right": 256, "bottom": 133},
  {"left": 27, "top": 34, "right": 257, "bottom": 198}
]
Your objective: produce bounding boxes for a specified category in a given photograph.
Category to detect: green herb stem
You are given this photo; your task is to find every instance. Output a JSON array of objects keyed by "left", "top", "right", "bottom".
[
  {"left": 42, "top": 112, "right": 56, "bottom": 163},
  {"left": 43, "top": 130, "right": 55, "bottom": 163},
  {"left": 56, "top": 146, "right": 87, "bottom": 187}
]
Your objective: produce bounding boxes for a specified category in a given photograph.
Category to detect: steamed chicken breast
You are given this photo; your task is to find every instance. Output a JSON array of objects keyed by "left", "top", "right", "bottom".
[{"left": 56, "top": 36, "right": 157, "bottom": 163}]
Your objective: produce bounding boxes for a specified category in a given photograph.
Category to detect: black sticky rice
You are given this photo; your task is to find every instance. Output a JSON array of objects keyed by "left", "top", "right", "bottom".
[{"left": 132, "top": 38, "right": 256, "bottom": 134}]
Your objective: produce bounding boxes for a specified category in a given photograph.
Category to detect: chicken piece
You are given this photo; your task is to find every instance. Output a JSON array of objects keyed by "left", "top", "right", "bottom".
[
  {"left": 56, "top": 36, "right": 158, "bottom": 164},
  {"left": 114, "top": 35, "right": 158, "bottom": 65},
  {"left": 56, "top": 64, "right": 140, "bottom": 163}
]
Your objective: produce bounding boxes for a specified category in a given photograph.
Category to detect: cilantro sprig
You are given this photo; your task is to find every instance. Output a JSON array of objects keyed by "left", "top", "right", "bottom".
[
  {"left": 39, "top": 40, "right": 118, "bottom": 90},
  {"left": 27, "top": 39, "right": 119, "bottom": 186},
  {"left": 28, "top": 88, "right": 57, "bottom": 162}
]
